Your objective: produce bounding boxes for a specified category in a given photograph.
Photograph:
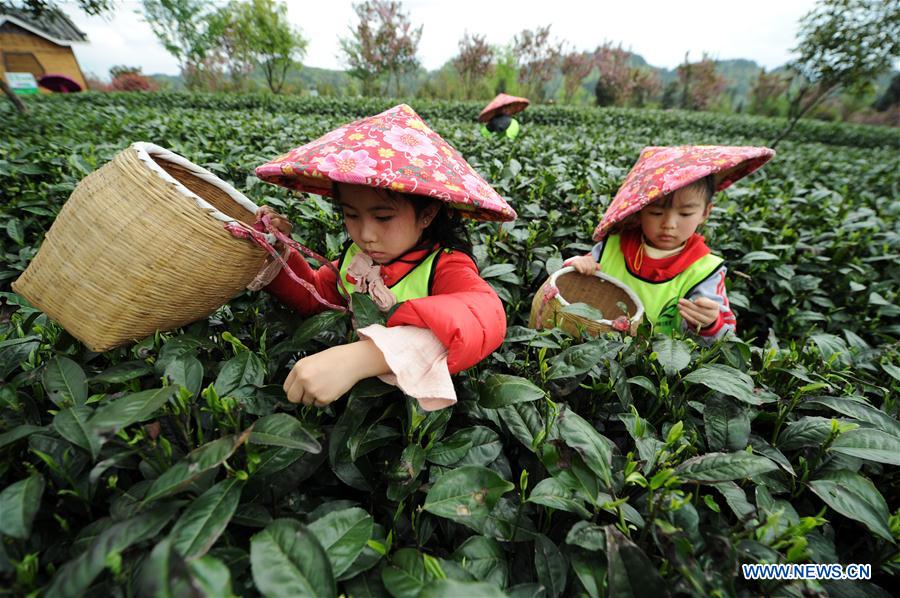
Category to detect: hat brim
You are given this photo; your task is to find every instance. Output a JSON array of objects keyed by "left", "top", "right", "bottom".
[{"left": 592, "top": 145, "right": 775, "bottom": 241}]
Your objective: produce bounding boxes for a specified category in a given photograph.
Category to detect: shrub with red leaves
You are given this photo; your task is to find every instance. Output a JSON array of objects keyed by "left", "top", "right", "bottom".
[{"left": 111, "top": 72, "right": 158, "bottom": 92}]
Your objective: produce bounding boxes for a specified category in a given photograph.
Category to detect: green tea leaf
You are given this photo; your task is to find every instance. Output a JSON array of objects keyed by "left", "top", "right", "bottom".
[
  {"left": 170, "top": 478, "right": 244, "bottom": 559},
  {"left": 249, "top": 413, "right": 321, "bottom": 453},
  {"left": 53, "top": 406, "right": 101, "bottom": 459},
  {"left": 144, "top": 435, "right": 245, "bottom": 503},
  {"left": 683, "top": 364, "right": 774, "bottom": 405},
  {"left": 423, "top": 466, "right": 514, "bottom": 526},
  {"left": 46, "top": 504, "right": 179, "bottom": 597},
  {"left": 381, "top": 548, "right": 428, "bottom": 598},
  {"left": 89, "top": 386, "right": 177, "bottom": 437},
  {"left": 653, "top": 337, "right": 692, "bottom": 376},
  {"left": 557, "top": 409, "right": 614, "bottom": 489},
  {"left": 91, "top": 361, "right": 153, "bottom": 384},
  {"left": 534, "top": 533, "right": 567, "bottom": 598},
  {"left": 605, "top": 526, "right": 668, "bottom": 597},
  {"left": 704, "top": 396, "right": 751, "bottom": 452},
  {"left": 419, "top": 579, "right": 507, "bottom": 598},
  {"left": 351, "top": 293, "right": 386, "bottom": 329},
  {"left": 479, "top": 374, "right": 545, "bottom": 408},
  {"left": 809, "top": 470, "right": 893, "bottom": 542},
  {"left": 251, "top": 519, "right": 336, "bottom": 598},
  {"left": 0, "top": 474, "right": 45, "bottom": 539},
  {"left": 676, "top": 452, "right": 778, "bottom": 482},
  {"left": 215, "top": 352, "right": 265, "bottom": 399},
  {"left": 308, "top": 507, "right": 373, "bottom": 578},
  {"left": 452, "top": 536, "right": 507, "bottom": 587},
  {"left": 830, "top": 428, "right": 900, "bottom": 465},
  {"left": 42, "top": 356, "right": 87, "bottom": 407}
]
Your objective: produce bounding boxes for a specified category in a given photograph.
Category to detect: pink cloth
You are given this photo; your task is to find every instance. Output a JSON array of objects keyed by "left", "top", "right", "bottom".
[
  {"left": 247, "top": 246, "right": 290, "bottom": 291},
  {"left": 357, "top": 324, "right": 456, "bottom": 411},
  {"left": 346, "top": 253, "right": 397, "bottom": 311}
]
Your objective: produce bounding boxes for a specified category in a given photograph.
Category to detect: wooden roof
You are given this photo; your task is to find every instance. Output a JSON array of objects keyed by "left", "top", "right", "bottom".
[{"left": 0, "top": 6, "right": 87, "bottom": 45}]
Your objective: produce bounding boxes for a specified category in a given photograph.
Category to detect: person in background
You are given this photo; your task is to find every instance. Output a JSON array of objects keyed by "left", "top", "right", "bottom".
[{"left": 479, "top": 93, "right": 530, "bottom": 140}]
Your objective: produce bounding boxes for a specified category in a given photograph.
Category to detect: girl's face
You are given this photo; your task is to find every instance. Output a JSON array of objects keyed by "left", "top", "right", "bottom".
[
  {"left": 639, "top": 185, "right": 713, "bottom": 250},
  {"left": 337, "top": 185, "right": 438, "bottom": 264}
]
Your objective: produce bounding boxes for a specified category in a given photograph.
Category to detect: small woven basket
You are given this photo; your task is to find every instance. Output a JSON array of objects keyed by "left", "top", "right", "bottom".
[
  {"left": 12, "top": 142, "right": 268, "bottom": 352},
  {"left": 529, "top": 267, "right": 644, "bottom": 337}
]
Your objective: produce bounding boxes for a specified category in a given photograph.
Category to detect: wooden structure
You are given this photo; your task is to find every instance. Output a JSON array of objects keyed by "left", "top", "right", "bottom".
[{"left": 0, "top": 7, "right": 88, "bottom": 92}]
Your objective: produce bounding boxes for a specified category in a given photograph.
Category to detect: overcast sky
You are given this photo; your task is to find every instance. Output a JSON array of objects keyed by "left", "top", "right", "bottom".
[{"left": 68, "top": 0, "right": 819, "bottom": 80}]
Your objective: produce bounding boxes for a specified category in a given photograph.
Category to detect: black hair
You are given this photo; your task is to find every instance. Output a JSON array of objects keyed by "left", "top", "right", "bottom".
[
  {"left": 331, "top": 184, "right": 473, "bottom": 256},
  {"left": 486, "top": 114, "right": 512, "bottom": 133},
  {"left": 656, "top": 174, "right": 716, "bottom": 208},
  {"left": 606, "top": 173, "right": 716, "bottom": 235}
]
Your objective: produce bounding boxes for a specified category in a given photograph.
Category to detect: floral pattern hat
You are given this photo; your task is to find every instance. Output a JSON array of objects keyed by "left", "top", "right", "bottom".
[
  {"left": 478, "top": 93, "right": 530, "bottom": 123},
  {"left": 256, "top": 104, "right": 516, "bottom": 222},
  {"left": 592, "top": 145, "right": 775, "bottom": 241}
]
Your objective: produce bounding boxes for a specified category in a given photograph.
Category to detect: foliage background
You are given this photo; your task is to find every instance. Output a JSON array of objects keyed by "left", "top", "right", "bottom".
[{"left": 0, "top": 93, "right": 898, "bottom": 596}]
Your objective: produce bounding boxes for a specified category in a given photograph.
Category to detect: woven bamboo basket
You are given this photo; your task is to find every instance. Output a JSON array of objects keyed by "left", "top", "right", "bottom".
[
  {"left": 529, "top": 267, "right": 644, "bottom": 337},
  {"left": 12, "top": 142, "right": 269, "bottom": 352}
]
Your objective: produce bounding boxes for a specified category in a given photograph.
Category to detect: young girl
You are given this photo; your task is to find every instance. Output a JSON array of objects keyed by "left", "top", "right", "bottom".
[
  {"left": 252, "top": 104, "right": 517, "bottom": 411},
  {"left": 566, "top": 145, "right": 775, "bottom": 341}
]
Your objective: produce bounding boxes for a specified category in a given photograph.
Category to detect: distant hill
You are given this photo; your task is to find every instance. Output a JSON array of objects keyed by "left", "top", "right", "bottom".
[{"left": 149, "top": 53, "right": 895, "bottom": 107}]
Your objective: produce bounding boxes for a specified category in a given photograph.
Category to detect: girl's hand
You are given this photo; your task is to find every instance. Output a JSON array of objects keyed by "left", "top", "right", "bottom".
[
  {"left": 678, "top": 297, "right": 720, "bottom": 329},
  {"left": 569, "top": 255, "right": 601, "bottom": 275},
  {"left": 283, "top": 340, "right": 391, "bottom": 407},
  {"left": 257, "top": 205, "right": 293, "bottom": 251}
]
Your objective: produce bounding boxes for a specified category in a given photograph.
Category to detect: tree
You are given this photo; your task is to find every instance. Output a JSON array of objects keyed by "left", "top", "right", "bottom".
[
  {"left": 512, "top": 25, "right": 562, "bottom": 102},
  {"left": 340, "top": 0, "right": 422, "bottom": 96},
  {"left": 593, "top": 42, "right": 634, "bottom": 106},
  {"left": 676, "top": 53, "right": 725, "bottom": 110},
  {"left": 630, "top": 68, "right": 661, "bottom": 108},
  {"left": 560, "top": 49, "right": 593, "bottom": 103},
  {"left": 749, "top": 68, "right": 789, "bottom": 116},
  {"left": 452, "top": 32, "right": 493, "bottom": 100},
  {"left": 660, "top": 81, "right": 679, "bottom": 109},
  {"left": 1, "top": 0, "right": 114, "bottom": 112},
  {"left": 772, "top": 0, "right": 900, "bottom": 147},
  {"left": 109, "top": 66, "right": 157, "bottom": 92},
  {"left": 141, "top": 0, "right": 219, "bottom": 90},
  {"left": 209, "top": 0, "right": 307, "bottom": 93},
  {"left": 873, "top": 72, "right": 900, "bottom": 111}
]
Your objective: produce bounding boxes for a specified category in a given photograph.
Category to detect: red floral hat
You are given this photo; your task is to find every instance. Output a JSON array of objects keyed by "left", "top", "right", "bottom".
[
  {"left": 478, "top": 93, "right": 530, "bottom": 123},
  {"left": 592, "top": 145, "right": 775, "bottom": 240},
  {"left": 256, "top": 104, "right": 516, "bottom": 222}
]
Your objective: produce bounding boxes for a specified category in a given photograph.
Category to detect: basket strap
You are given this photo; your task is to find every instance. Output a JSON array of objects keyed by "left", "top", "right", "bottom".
[
  {"left": 259, "top": 214, "right": 352, "bottom": 304},
  {"left": 534, "top": 284, "right": 559, "bottom": 330},
  {"left": 225, "top": 218, "right": 349, "bottom": 313}
]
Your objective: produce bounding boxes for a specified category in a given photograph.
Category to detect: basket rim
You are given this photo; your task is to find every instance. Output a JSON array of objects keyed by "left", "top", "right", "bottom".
[
  {"left": 132, "top": 142, "right": 259, "bottom": 224},
  {"left": 547, "top": 266, "right": 645, "bottom": 325}
]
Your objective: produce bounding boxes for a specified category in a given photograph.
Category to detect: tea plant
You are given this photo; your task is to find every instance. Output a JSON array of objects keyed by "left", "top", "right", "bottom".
[{"left": 1, "top": 93, "right": 897, "bottom": 596}]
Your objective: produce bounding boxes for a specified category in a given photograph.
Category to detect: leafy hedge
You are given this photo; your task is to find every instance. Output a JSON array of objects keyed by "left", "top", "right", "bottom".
[{"left": 0, "top": 94, "right": 897, "bottom": 597}]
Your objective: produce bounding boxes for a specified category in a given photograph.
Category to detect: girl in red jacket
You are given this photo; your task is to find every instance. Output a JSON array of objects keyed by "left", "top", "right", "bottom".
[{"left": 251, "top": 104, "right": 516, "bottom": 411}]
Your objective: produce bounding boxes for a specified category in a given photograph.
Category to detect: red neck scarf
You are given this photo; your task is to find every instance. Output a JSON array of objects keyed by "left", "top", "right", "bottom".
[{"left": 619, "top": 229, "right": 711, "bottom": 282}]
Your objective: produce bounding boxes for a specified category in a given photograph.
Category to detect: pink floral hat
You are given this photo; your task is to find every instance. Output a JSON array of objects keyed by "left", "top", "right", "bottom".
[
  {"left": 478, "top": 93, "right": 530, "bottom": 123},
  {"left": 255, "top": 104, "right": 516, "bottom": 222},
  {"left": 592, "top": 145, "right": 775, "bottom": 240}
]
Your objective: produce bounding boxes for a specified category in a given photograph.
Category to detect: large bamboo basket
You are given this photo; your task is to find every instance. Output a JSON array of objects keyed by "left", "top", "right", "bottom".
[
  {"left": 12, "top": 142, "right": 269, "bottom": 352},
  {"left": 529, "top": 267, "right": 644, "bottom": 337}
]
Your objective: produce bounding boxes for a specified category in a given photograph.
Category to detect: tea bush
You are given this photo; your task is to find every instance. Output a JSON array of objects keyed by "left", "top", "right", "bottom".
[{"left": 1, "top": 93, "right": 897, "bottom": 597}]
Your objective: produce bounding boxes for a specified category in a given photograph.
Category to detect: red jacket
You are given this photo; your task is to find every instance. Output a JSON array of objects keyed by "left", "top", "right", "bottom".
[{"left": 265, "top": 245, "right": 506, "bottom": 374}]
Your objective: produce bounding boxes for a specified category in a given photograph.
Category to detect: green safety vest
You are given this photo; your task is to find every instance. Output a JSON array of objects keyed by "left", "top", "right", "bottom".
[
  {"left": 598, "top": 235, "right": 723, "bottom": 334},
  {"left": 479, "top": 118, "right": 520, "bottom": 140},
  {"left": 338, "top": 242, "right": 443, "bottom": 304}
]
